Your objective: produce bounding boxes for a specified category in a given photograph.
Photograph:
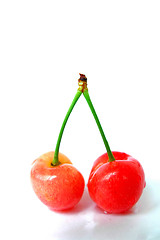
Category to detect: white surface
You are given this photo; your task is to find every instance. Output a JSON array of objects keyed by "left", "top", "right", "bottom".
[
  {"left": 1, "top": 179, "right": 160, "bottom": 240},
  {"left": 0, "top": 1, "right": 160, "bottom": 239}
]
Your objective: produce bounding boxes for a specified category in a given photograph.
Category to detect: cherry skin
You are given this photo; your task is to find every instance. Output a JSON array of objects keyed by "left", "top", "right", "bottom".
[
  {"left": 87, "top": 152, "right": 146, "bottom": 213},
  {"left": 31, "top": 151, "right": 85, "bottom": 211}
]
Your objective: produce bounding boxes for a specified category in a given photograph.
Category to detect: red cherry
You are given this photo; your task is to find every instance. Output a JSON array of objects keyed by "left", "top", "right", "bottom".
[
  {"left": 88, "top": 152, "right": 146, "bottom": 213},
  {"left": 31, "top": 151, "right": 85, "bottom": 211}
]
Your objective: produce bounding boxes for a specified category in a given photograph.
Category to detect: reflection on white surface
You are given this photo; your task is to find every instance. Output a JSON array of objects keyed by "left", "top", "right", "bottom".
[
  {"left": 4, "top": 179, "right": 160, "bottom": 240},
  {"left": 25, "top": 181, "right": 157, "bottom": 240},
  {"left": 45, "top": 180, "right": 160, "bottom": 240}
]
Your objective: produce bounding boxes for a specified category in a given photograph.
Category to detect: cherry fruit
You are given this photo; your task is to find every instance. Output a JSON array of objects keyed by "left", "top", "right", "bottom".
[
  {"left": 81, "top": 74, "right": 146, "bottom": 213},
  {"left": 31, "top": 74, "right": 146, "bottom": 213},
  {"left": 31, "top": 79, "right": 85, "bottom": 211},
  {"left": 31, "top": 151, "right": 84, "bottom": 211},
  {"left": 88, "top": 151, "right": 146, "bottom": 213}
]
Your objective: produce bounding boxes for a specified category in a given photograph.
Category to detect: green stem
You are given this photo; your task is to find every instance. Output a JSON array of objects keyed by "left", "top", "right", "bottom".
[
  {"left": 83, "top": 89, "right": 115, "bottom": 162},
  {"left": 52, "top": 90, "right": 82, "bottom": 166}
]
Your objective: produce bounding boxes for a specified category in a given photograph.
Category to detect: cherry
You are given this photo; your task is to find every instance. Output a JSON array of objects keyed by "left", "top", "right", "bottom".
[
  {"left": 80, "top": 75, "right": 146, "bottom": 213},
  {"left": 88, "top": 152, "right": 146, "bottom": 213},
  {"left": 31, "top": 79, "right": 85, "bottom": 211},
  {"left": 31, "top": 74, "right": 146, "bottom": 213},
  {"left": 31, "top": 152, "right": 84, "bottom": 211}
]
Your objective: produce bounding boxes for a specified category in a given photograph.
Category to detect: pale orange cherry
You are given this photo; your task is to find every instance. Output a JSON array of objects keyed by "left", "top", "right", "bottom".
[{"left": 31, "top": 151, "right": 85, "bottom": 211}]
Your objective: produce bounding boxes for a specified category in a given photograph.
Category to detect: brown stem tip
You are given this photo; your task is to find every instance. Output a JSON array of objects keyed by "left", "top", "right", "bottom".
[
  {"left": 79, "top": 73, "right": 87, "bottom": 82},
  {"left": 78, "top": 74, "right": 88, "bottom": 92}
]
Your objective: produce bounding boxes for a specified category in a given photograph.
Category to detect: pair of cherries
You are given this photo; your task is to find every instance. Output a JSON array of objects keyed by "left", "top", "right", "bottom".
[{"left": 31, "top": 74, "right": 146, "bottom": 214}]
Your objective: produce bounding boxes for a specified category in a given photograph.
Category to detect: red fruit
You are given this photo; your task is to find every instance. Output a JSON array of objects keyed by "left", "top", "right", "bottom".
[
  {"left": 31, "top": 151, "right": 85, "bottom": 211},
  {"left": 87, "top": 151, "right": 146, "bottom": 213}
]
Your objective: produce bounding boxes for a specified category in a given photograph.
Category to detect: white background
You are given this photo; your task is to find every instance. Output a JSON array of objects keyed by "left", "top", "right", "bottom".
[{"left": 0, "top": 1, "right": 160, "bottom": 240}]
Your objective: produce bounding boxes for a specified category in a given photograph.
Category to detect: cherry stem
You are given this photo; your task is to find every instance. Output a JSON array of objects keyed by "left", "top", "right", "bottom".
[
  {"left": 83, "top": 89, "right": 115, "bottom": 162},
  {"left": 52, "top": 90, "right": 82, "bottom": 166}
]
